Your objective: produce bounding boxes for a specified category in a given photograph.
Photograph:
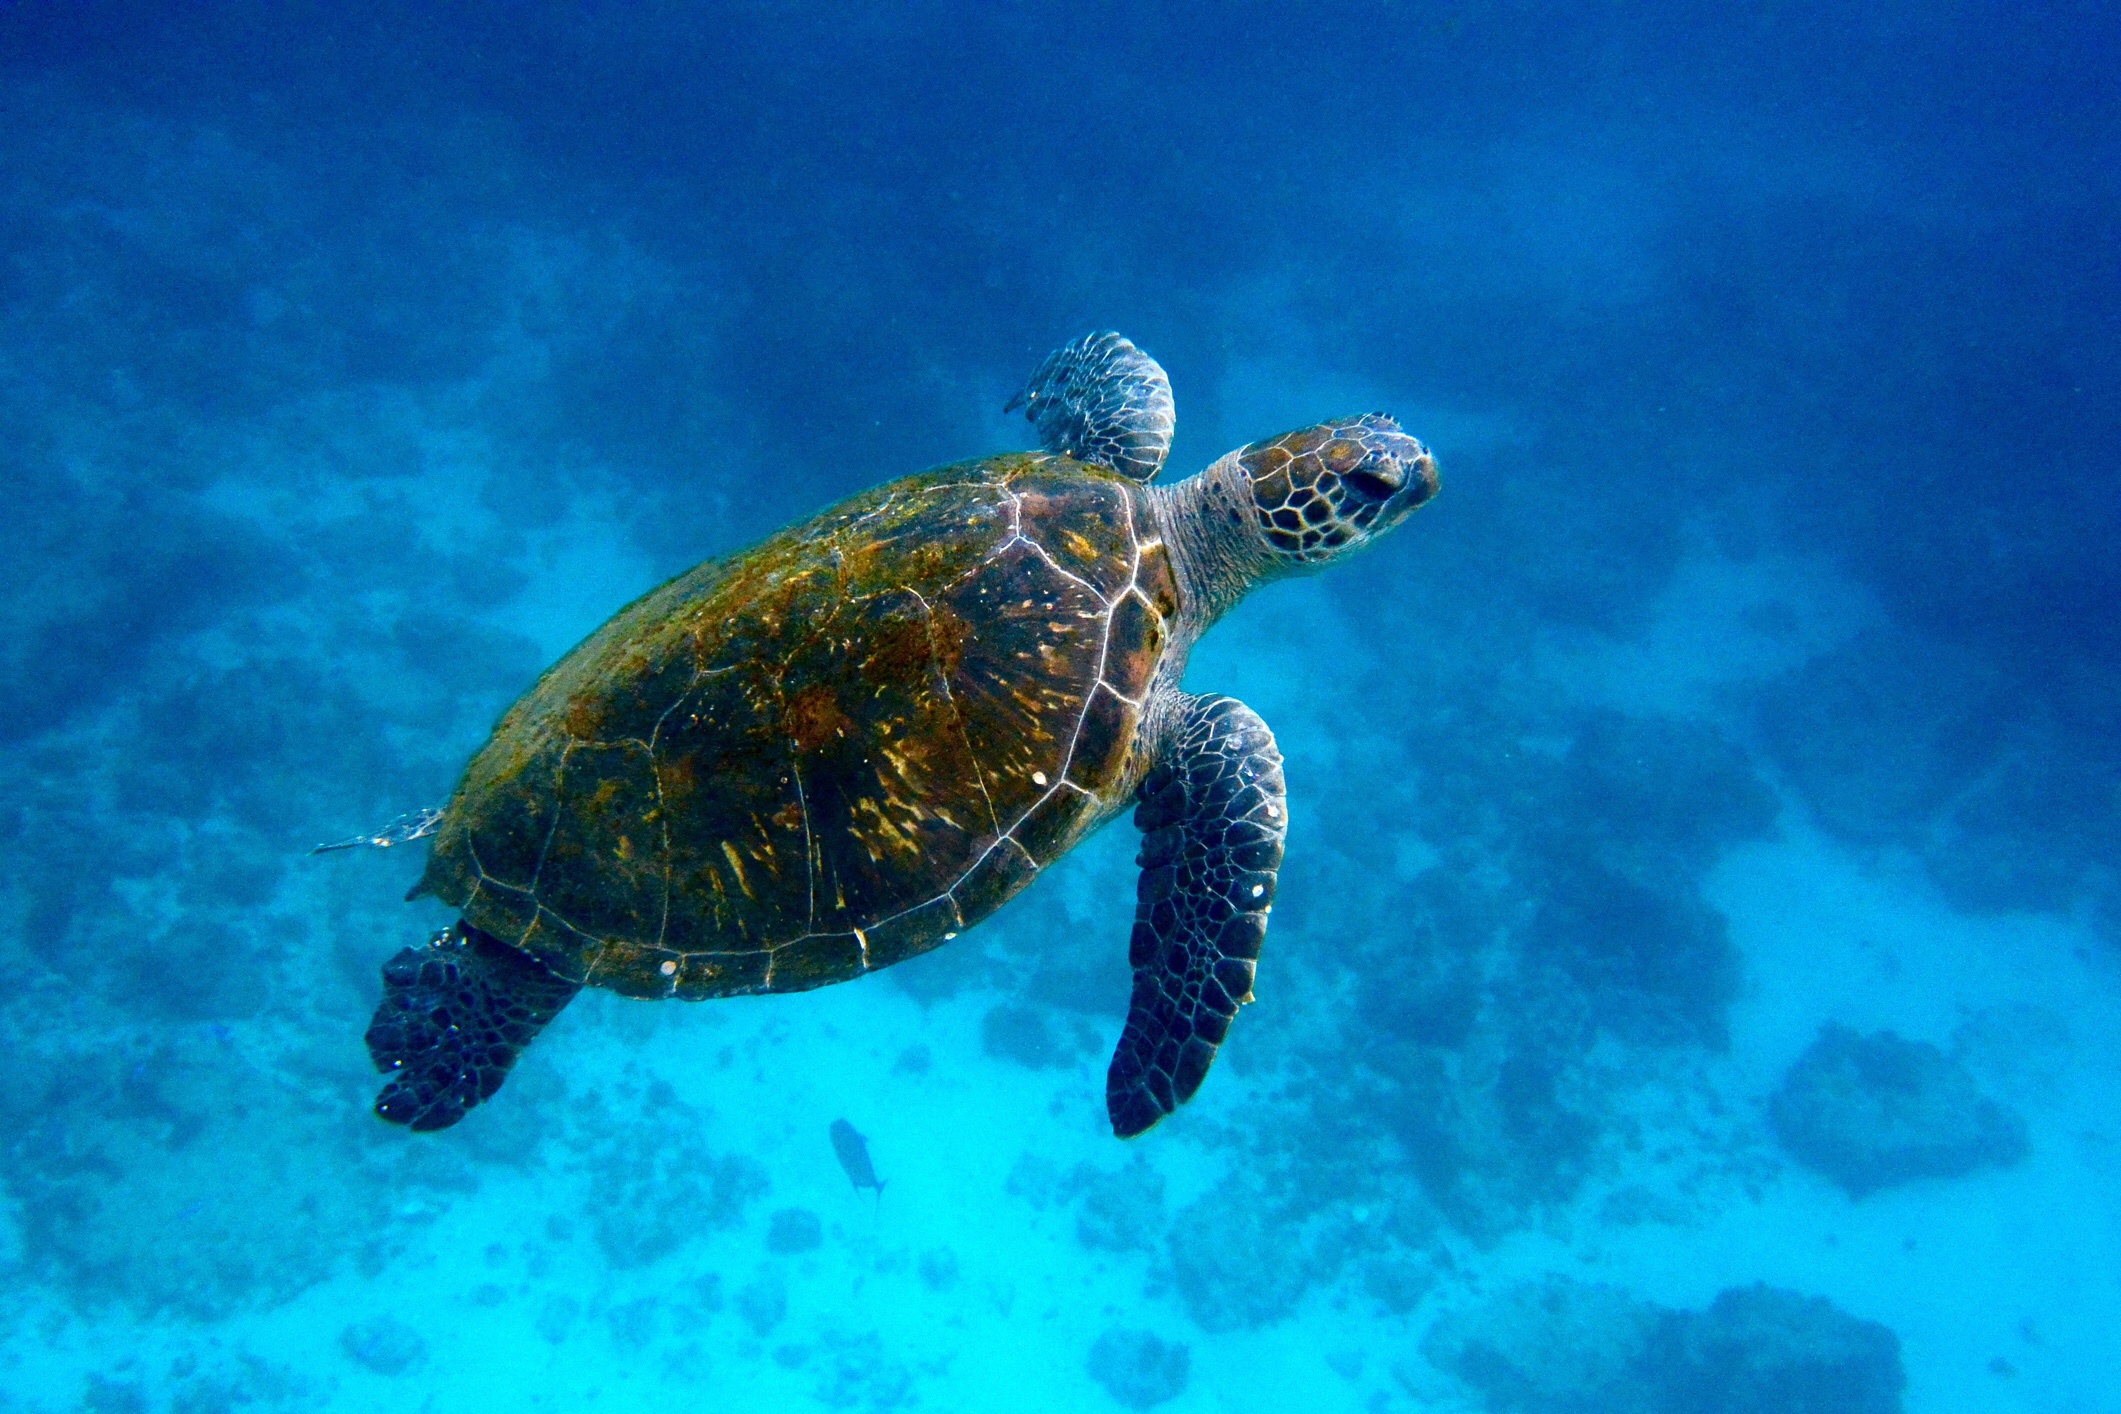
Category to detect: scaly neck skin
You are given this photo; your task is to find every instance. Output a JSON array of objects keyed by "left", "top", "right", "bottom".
[{"left": 1146, "top": 450, "right": 1284, "bottom": 640}]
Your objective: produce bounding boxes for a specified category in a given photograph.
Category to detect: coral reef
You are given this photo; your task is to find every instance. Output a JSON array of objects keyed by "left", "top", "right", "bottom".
[
  {"left": 339, "top": 1316, "right": 428, "bottom": 1376},
  {"left": 1085, "top": 1328, "right": 1190, "bottom": 1410},
  {"left": 576, "top": 1081, "right": 770, "bottom": 1268},
  {"left": 1770, "top": 1025, "right": 2030, "bottom": 1198},
  {"left": 1420, "top": 1276, "right": 1904, "bottom": 1413}
]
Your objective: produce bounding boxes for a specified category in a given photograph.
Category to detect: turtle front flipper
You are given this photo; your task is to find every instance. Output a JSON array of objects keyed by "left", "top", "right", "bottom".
[
  {"left": 1108, "top": 694, "right": 1286, "bottom": 1137},
  {"left": 1006, "top": 330, "right": 1176, "bottom": 483},
  {"left": 365, "top": 922, "right": 581, "bottom": 1131}
]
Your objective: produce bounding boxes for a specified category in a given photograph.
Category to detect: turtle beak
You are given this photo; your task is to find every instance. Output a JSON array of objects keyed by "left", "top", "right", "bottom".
[
  {"left": 1346, "top": 421, "right": 1437, "bottom": 525},
  {"left": 1394, "top": 444, "right": 1439, "bottom": 512}
]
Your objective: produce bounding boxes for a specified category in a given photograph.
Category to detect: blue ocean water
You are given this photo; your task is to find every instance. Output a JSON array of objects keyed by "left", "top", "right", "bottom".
[{"left": 1, "top": 3, "right": 2116, "bottom": 1409}]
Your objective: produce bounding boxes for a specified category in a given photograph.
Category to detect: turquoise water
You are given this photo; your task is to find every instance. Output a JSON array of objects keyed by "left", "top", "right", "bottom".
[{"left": 1, "top": 5, "right": 2117, "bottom": 1411}]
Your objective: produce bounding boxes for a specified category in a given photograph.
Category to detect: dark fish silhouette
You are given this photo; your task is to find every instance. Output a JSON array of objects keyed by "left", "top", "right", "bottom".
[{"left": 829, "top": 1119, "right": 885, "bottom": 1195}]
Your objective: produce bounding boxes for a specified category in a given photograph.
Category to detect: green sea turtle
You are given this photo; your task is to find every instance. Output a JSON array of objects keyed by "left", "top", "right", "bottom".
[{"left": 349, "top": 332, "right": 1436, "bottom": 1137}]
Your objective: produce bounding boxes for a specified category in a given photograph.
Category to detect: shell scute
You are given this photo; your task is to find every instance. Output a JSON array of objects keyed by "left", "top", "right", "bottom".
[
  {"left": 951, "top": 837, "right": 1041, "bottom": 922},
  {"left": 938, "top": 535, "right": 1105, "bottom": 818},
  {"left": 674, "top": 949, "right": 770, "bottom": 999},
  {"left": 793, "top": 586, "right": 989, "bottom": 932},
  {"left": 1009, "top": 468, "right": 1137, "bottom": 599},
  {"left": 443, "top": 739, "right": 564, "bottom": 893},
  {"left": 862, "top": 894, "right": 963, "bottom": 971},
  {"left": 1013, "top": 784, "right": 1094, "bottom": 860},
  {"left": 654, "top": 663, "right": 817, "bottom": 952},
  {"left": 1102, "top": 590, "right": 1165, "bottom": 702},
  {"left": 465, "top": 881, "right": 538, "bottom": 955},
  {"left": 531, "top": 741, "right": 665, "bottom": 945},
  {"left": 429, "top": 456, "right": 1168, "bottom": 995},
  {"left": 588, "top": 939, "right": 681, "bottom": 998},
  {"left": 1065, "top": 682, "right": 1139, "bottom": 791},
  {"left": 769, "top": 932, "right": 866, "bottom": 993},
  {"left": 1135, "top": 540, "right": 1180, "bottom": 620}
]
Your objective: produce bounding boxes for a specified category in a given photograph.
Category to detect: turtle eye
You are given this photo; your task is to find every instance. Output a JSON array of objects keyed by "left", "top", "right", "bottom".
[{"left": 1341, "top": 457, "right": 1403, "bottom": 502}]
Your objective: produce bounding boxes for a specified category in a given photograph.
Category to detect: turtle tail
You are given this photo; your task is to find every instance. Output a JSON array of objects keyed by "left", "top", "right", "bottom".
[{"left": 365, "top": 922, "right": 581, "bottom": 1131}]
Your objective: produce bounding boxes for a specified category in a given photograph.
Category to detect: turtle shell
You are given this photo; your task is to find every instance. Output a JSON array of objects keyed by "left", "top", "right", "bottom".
[{"left": 421, "top": 453, "right": 1185, "bottom": 999}]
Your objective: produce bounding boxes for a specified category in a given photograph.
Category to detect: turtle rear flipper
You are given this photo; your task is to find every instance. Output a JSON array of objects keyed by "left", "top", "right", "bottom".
[
  {"left": 1007, "top": 330, "right": 1175, "bottom": 483},
  {"left": 366, "top": 923, "right": 581, "bottom": 1131},
  {"left": 1107, "top": 694, "right": 1286, "bottom": 1137}
]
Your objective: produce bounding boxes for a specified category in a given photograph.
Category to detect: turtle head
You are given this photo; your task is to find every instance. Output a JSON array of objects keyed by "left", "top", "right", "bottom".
[{"left": 1230, "top": 415, "right": 1438, "bottom": 570}]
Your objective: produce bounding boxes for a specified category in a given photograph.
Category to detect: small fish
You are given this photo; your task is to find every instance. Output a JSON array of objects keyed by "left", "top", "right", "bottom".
[{"left": 829, "top": 1118, "right": 885, "bottom": 1196}]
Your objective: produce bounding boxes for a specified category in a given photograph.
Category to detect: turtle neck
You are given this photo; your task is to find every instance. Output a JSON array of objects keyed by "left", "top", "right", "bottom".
[{"left": 1145, "top": 450, "right": 1283, "bottom": 641}]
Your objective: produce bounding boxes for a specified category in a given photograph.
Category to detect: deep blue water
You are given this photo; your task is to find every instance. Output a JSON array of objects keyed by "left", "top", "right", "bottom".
[{"left": 1, "top": 3, "right": 2117, "bottom": 1410}]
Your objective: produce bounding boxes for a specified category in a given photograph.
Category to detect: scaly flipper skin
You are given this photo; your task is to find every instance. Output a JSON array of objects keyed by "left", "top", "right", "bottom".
[
  {"left": 1108, "top": 694, "right": 1286, "bottom": 1138},
  {"left": 1006, "top": 330, "right": 1176, "bottom": 483},
  {"left": 366, "top": 923, "right": 582, "bottom": 1131}
]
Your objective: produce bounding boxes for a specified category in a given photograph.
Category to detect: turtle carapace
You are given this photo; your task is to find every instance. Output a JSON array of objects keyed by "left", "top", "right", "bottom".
[{"left": 353, "top": 332, "right": 1437, "bottom": 1138}]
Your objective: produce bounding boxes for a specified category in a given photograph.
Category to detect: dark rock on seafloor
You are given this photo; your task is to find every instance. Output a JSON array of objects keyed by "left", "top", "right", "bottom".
[
  {"left": 82, "top": 1373, "right": 148, "bottom": 1413},
  {"left": 736, "top": 1273, "right": 788, "bottom": 1336},
  {"left": 981, "top": 1001, "right": 1081, "bottom": 1068},
  {"left": 1166, "top": 1184, "right": 1312, "bottom": 1332},
  {"left": 579, "top": 1091, "right": 771, "bottom": 1269},
  {"left": 340, "top": 1315, "right": 428, "bottom": 1375},
  {"left": 1754, "top": 627, "right": 2005, "bottom": 850},
  {"left": 1651, "top": 1284, "right": 1907, "bottom": 1413},
  {"left": 1086, "top": 1328, "right": 1190, "bottom": 1410},
  {"left": 1419, "top": 1275, "right": 1904, "bottom": 1413},
  {"left": 1769, "top": 1023, "right": 2029, "bottom": 1198},
  {"left": 535, "top": 1295, "right": 580, "bottom": 1345},
  {"left": 1524, "top": 865, "right": 1741, "bottom": 1050}
]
